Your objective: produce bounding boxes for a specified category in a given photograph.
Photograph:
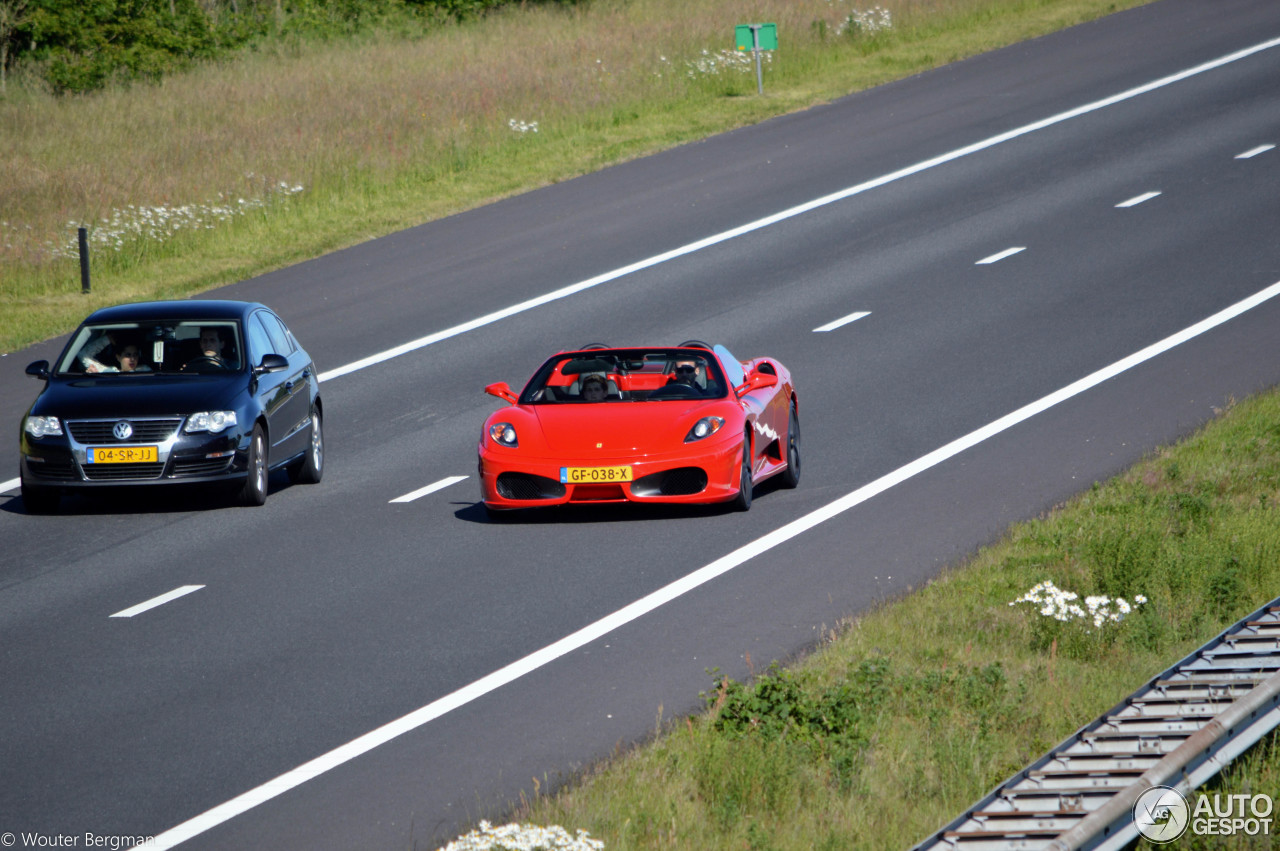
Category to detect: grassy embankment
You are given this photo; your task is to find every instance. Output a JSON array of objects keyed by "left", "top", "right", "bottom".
[
  {"left": 2, "top": 0, "right": 1153, "bottom": 353},
  {"left": 509, "top": 388, "right": 1280, "bottom": 850}
]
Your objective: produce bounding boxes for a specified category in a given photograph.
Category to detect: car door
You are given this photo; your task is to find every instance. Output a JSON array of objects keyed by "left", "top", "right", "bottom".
[{"left": 247, "top": 311, "right": 310, "bottom": 462}]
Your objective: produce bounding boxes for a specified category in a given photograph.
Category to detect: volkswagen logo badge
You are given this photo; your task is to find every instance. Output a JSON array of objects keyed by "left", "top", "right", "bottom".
[{"left": 113, "top": 421, "right": 134, "bottom": 441}]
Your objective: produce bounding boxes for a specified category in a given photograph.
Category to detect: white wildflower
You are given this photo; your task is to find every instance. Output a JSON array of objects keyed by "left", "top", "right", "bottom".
[
  {"left": 1010, "top": 580, "right": 1146, "bottom": 629},
  {"left": 436, "top": 820, "right": 604, "bottom": 851},
  {"left": 508, "top": 118, "right": 539, "bottom": 134}
]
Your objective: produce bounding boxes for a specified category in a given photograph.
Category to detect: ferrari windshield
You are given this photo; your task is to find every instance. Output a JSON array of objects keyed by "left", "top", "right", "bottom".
[
  {"left": 519, "top": 348, "right": 729, "bottom": 404},
  {"left": 56, "top": 320, "right": 244, "bottom": 375}
]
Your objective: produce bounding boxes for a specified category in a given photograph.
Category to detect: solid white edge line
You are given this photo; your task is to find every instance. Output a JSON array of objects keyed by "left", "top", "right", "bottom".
[
  {"left": 110, "top": 585, "right": 205, "bottom": 619},
  {"left": 313, "top": 35, "right": 1280, "bottom": 385},
  {"left": 976, "top": 246, "right": 1026, "bottom": 265},
  {"left": 0, "top": 476, "right": 18, "bottom": 494},
  {"left": 389, "top": 475, "right": 469, "bottom": 503},
  {"left": 1116, "top": 191, "right": 1162, "bottom": 208},
  {"left": 147, "top": 278, "right": 1280, "bottom": 849},
  {"left": 1236, "top": 144, "right": 1275, "bottom": 159},
  {"left": 813, "top": 311, "right": 871, "bottom": 333}
]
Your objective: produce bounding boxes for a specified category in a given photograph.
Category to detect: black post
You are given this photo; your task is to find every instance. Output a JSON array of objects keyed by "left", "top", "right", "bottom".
[{"left": 78, "top": 227, "right": 90, "bottom": 294}]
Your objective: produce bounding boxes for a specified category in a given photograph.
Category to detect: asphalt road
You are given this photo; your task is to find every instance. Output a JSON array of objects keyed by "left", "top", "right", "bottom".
[{"left": 2, "top": 1, "right": 1279, "bottom": 848}]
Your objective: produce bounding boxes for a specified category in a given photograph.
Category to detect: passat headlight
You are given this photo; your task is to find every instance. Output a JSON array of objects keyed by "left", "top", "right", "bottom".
[
  {"left": 489, "top": 422, "right": 518, "bottom": 447},
  {"left": 684, "top": 416, "right": 725, "bottom": 443},
  {"left": 185, "top": 411, "right": 238, "bottom": 434},
  {"left": 24, "top": 416, "right": 63, "bottom": 438}
]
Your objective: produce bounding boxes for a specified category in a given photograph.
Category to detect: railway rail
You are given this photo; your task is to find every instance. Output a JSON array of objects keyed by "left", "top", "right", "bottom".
[{"left": 914, "top": 596, "right": 1280, "bottom": 850}]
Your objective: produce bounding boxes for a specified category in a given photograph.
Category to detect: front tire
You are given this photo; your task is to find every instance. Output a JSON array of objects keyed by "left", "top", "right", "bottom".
[{"left": 237, "top": 425, "right": 268, "bottom": 506}]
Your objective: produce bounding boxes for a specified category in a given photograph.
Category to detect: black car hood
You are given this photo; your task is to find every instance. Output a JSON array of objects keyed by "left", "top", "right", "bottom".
[{"left": 28, "top": 374, "right": 246, "bottom": 418}]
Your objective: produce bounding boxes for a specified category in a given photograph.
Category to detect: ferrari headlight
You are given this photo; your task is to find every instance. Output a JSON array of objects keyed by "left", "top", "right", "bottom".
[
  {"left": 24, "top": 415, "right": 63, "bottom": 438},
  {"left": 185, "top": 411, "right": 238, "bottom": 434},
  {"left": 489, "top": 422, "right": 518, "bottom": 447},
  {"left": 685, "top": 416, "right": 725, "bottom": 443}
]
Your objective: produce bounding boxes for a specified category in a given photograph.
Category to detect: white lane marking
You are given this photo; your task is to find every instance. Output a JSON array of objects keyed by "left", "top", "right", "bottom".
[
  {"left": 1, "top": 477, "right": 18, "bottom": 494},
  {"left": 1116, "top": 191, "right": 1162, "bottom": 208},
  {"left": 976, "top": 246, "right": 1026, "bottom": 265},
  {"left": 813, "top": 311, "right": 871, "bottom": 333},
  {"left": 147, "top": 278, "right": 1280, "bottom": 848},
  {"left": 1236, "top": 144, "right": 1275, "bottom": 159},
  {"left": 110, "top": 585, "right": 205, "bottom": 619},
  {"left": 389, "top": 475, "right": 469, "bottom": 504},
  {"left": 315, "top": 36, "right": 1280, "bottom": 385}
]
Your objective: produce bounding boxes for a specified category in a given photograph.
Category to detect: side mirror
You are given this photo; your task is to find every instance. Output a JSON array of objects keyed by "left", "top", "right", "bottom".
[
  {"left": 26, "top": 360, "right": 50, "bottom": 380},
  {"left": 254, "top": 353, "right": 289, "bottom": 374},
  {"left": 740, "top": 371, "right": 778, "bottom": 393},
  {"left": 485, "top": 382, "right": 518, "bottom": 405}
]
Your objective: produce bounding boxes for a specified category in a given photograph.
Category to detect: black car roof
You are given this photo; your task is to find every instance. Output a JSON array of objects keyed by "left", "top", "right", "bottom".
[{"left": 82, "top": 300, "right": 264, "bottom": 324}]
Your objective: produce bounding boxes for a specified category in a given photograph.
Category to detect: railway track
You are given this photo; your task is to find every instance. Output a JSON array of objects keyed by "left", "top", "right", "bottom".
[{"left": 914, "top": 596, "right": 1280, "bottom": 850}]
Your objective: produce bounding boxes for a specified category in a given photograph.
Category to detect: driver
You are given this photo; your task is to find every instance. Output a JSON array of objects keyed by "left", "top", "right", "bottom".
[
  {"left": 671, "top": 359, "right": 702, "bottom": 389},
  {"left": 184, "top": 326, "right": 227, "bottom": 370}
]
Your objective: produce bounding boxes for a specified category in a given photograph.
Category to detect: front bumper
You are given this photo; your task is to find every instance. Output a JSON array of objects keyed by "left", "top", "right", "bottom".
[
  {"left": 20, "top": 419, "right": 251, "bottom": 489},
  {"left": 477, "top": 436, "right": 743, "bottom": 510}
]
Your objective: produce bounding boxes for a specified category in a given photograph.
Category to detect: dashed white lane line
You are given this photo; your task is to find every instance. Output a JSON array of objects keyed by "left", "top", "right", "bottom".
[
  {"left": 1117, "top": 191, "right": 1162, "bottom": 208},
  {"left": 146, "top": 277, "right": 1280, "bottom": 850},
  {"left": 110, "top": 585, "right": 205, "bottom": 619},
  {"left": 1236, "top": 144, "right": 1275, "bottom": 159},
  {"left": 813, "top": 311, "right": 871, "bottom": 333},
  {"left": 389, "top": 476, "right": 469, "bottom": 504},
  {"left": 1, "top": 477, "right": 18, "bottom": 494},
  {"left": 976, "top": 246, "right": 1026, "bottom": 265}
]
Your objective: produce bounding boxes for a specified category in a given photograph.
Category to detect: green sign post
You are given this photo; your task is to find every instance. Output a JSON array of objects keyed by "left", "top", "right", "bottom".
[{"left": 735, "top": 23, "right": 777, "bottom": 94}]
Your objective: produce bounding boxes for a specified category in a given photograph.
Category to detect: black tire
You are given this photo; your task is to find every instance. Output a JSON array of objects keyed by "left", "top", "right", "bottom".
[
  {"left": 779, "top": 402, "right": 801, "bottom": 489},
  {"left": 21, "top": 477, "right": 60, "bottom": 514},
  {"left": 730, "top": 436, "right": 753, "bottom": 512},
  {"left": 289, "top": 408, "right": 324, "bottom": 484},
  {"left": 237, "top": 425, "right": 268, "bottom": 506}
]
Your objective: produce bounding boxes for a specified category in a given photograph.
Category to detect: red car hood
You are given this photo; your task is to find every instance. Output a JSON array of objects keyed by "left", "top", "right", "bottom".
[{"left": 529, "top": 401, "right": 728, "bottom": 455}]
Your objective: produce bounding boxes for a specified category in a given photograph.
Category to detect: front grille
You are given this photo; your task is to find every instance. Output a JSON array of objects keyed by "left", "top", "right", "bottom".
[
  {"left": 632, "top": 467, "right": 708, "bottom": 497},
  {"left": 68, "top": 418, "right": 182, "bottom": 443},
  {"left": 83, "top": 462, "right": 166, "bottom": 481},
  {"left": 171, "top": 456, "right": 235, "bottom": 477},
  {"left": 496, "top": 472, "right": 565, "bottom": 500}
]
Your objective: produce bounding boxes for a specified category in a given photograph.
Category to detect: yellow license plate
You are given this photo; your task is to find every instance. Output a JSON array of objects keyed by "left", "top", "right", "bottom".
[
  {"left": 560, "top": 465, "right": 633, "bottom": 484},
  {"left": 88, "top": 446, "right": 158, "bottom": 464}
]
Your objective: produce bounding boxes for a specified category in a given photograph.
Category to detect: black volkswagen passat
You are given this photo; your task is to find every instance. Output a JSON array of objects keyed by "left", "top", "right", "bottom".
[{"left": 19, "top": 300, "right": 323, "bottom": 513}]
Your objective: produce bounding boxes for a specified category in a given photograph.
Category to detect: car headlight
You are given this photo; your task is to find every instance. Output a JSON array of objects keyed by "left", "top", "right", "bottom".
[
  {"left": 685, "top": 416, "right": 725, "bottom": 443},
  {"left": 185, "top": 411, "right": 238, "bottom": 434},
  {"left": 24, "top": 416, "right": 63, "bottom": 438},
  {"left": 489, "top": 422, "right": 518, "bottom": 447}
]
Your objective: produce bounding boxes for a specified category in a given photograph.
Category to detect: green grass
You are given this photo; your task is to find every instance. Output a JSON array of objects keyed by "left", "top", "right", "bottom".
[
  {"left": 505, "top": 388, "right": 1280, "bottom": 850},
  {"left": 1, "top": 0, "right": 1154, "bottom": 353}
]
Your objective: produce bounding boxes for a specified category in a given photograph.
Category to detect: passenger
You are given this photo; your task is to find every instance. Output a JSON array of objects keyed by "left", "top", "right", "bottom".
[
  {"left": 580, "top": 374, "right": 609, "bottom": 402},
  {"left": 86, "top": 333, "right": 149, "bottom": 373}
]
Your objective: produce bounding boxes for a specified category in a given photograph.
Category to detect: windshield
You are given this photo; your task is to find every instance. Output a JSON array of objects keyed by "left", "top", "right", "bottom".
[
  {"left": 57, "top": 320, "right": 244, "bottom": 375},
  {"left": 519, "top": 348, "right": 729, "bottom": 404}
]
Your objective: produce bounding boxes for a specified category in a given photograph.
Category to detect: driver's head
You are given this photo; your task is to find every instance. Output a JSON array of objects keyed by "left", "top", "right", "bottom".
[
  {"left": 199, "top": 327, "right": 224, "bottom": 357},
  {"left": 673, "top": 360, "right": 699, "bottom": 386}
]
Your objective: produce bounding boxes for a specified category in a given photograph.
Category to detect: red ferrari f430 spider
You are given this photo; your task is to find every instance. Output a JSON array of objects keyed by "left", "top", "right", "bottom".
[{"left": 477, "top": 342, "right": 799, "bottom": 515}]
